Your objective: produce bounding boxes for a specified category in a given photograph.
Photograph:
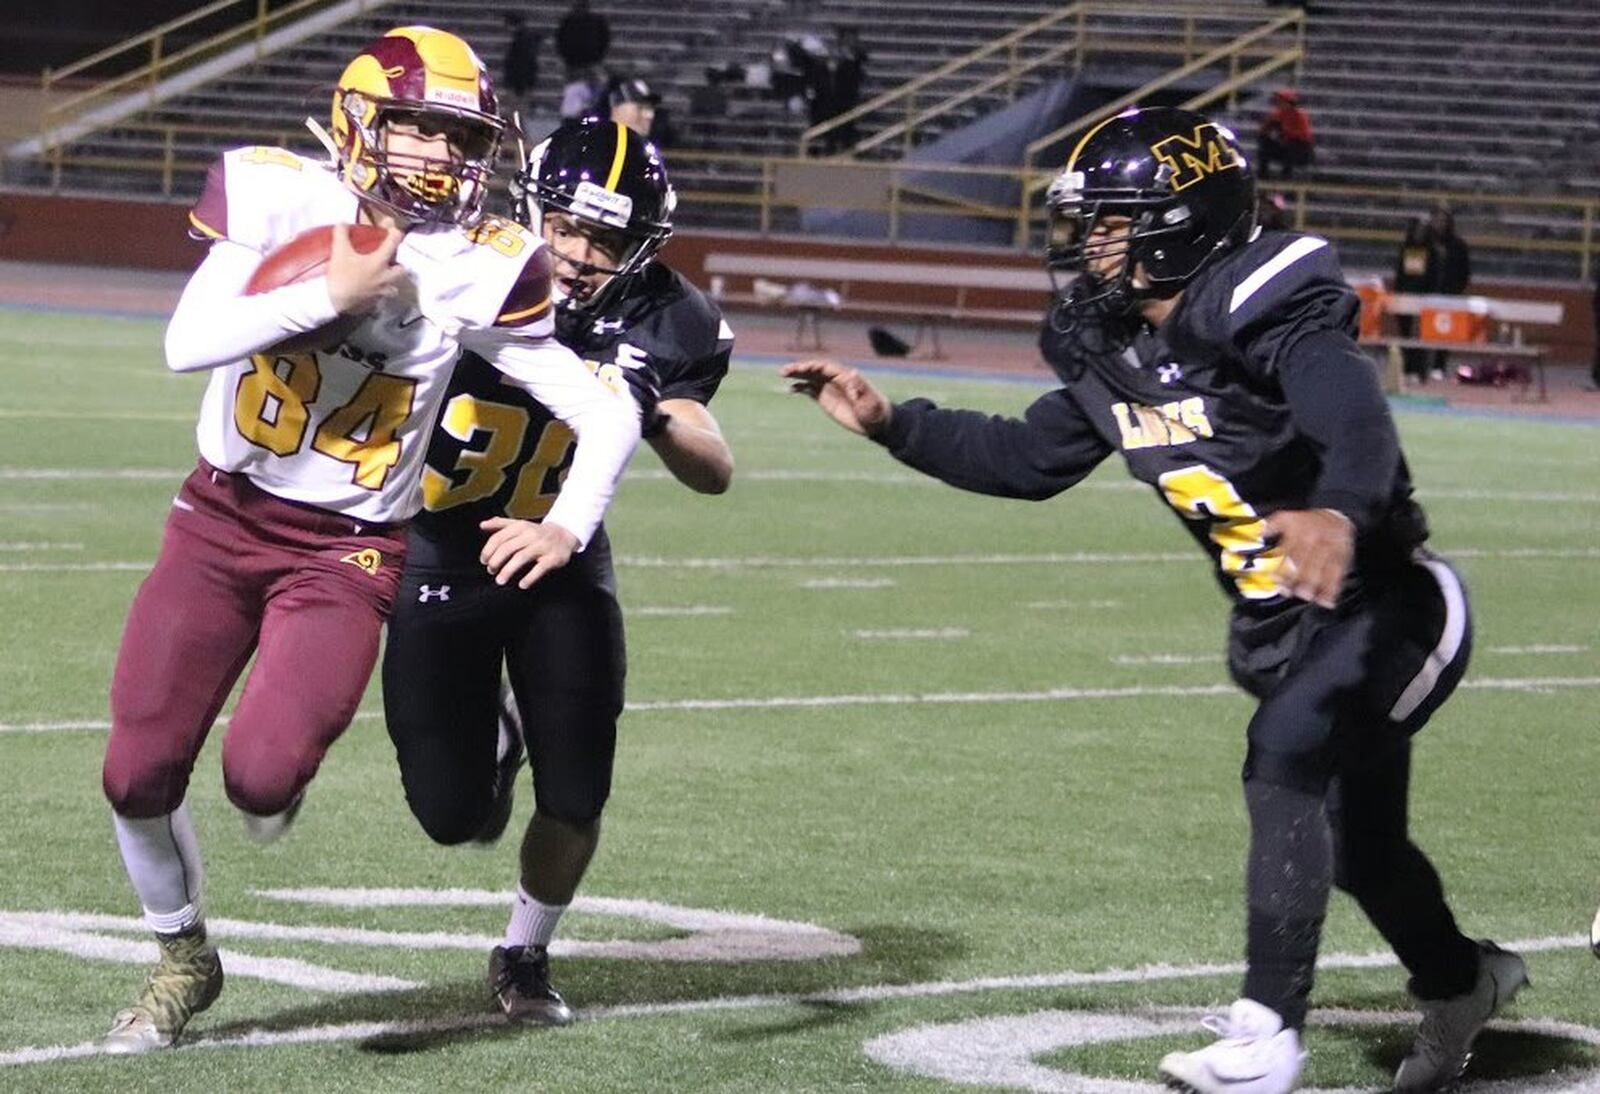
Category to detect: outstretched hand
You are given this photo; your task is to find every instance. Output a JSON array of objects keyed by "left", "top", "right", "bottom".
[
  {"left": 779, "top": 358, "right": 893, "bottom": 438},
  {"left": 1264, "top": 508, "right": 1354, "bottom": 609}
]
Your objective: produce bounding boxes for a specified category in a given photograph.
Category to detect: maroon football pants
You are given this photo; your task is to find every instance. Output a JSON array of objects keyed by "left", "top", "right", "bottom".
[{"left": 104, "top": 461, "right": 406, "bottom": 818}]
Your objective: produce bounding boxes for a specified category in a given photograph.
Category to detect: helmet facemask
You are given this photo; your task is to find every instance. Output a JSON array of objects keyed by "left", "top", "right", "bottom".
[
  {"left": 1045, "top": 169, "right": 1193, "bottom": 323},
  {"left": 337, "top": 91, "right": 503, "bottom": 226},
  {"left": 514, "top": 169, "right": 674, "bottom": 317}
]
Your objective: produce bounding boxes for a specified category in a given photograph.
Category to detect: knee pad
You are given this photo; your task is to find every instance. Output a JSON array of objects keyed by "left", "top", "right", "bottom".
[
  {"left": 532, "top": 777, "right": 610, "bottom": 826},
  {"left": 102, "top": 756, "right": 189, "bottom": 818},
  {"left": 405, "top": 784, "right": 497, "bottom": 846},
  {"left": 1242, "top": 744, "right": 1332, "bottom": 796}
]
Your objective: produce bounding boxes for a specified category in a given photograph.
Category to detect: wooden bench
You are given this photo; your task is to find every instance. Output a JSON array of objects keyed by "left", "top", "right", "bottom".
[
  {"left": 703, "top": 252, "right": 1049, "bottom": 358},
  {"left": 1359, "top": 337, "right": 1550, "bottom": 401}
]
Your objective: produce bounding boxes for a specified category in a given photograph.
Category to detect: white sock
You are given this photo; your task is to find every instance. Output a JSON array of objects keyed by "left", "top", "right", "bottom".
[
  {"left": 112, "top": 803, "right": 205, "bottom": 935},
  {"left": 504, "top": 884, "right": 566, "bottom": 950}
]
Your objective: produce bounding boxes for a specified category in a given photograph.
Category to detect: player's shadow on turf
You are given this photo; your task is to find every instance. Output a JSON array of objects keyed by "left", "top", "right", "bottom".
[
  {"left": 1358, "top": 1024, "right": 1600, "bottom": 1085},
  {"left": 197, "top": 923, "right": 964, "bottom": 1055}
]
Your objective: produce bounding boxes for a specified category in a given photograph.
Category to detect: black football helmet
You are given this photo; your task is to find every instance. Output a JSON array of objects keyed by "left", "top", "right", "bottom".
[
  {"left": 511, "top": 118, "right": 676, "bottom": 314},
  {"left": 1045, "top": 106, "right": 1256, "bottom": 320}
]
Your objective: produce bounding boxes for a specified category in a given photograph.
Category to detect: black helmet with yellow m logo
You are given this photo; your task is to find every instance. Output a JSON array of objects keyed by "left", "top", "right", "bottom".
[{"left": 1045, "top": 106, "right": 1256, "bottom": 319}]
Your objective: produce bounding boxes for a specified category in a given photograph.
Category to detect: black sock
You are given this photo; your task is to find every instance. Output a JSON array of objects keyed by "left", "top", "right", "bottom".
[{"left": 1242, "top": 778, "right": 1331, "bottom": 1030}]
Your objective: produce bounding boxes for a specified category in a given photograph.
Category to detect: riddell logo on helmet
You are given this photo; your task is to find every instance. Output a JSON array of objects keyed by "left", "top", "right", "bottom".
[
  {"left": 426, "top": 87, "right": 478, "bottom": 110},
  {"left": 1150, "top": 124, "right": 1242, "bottom": 192}
]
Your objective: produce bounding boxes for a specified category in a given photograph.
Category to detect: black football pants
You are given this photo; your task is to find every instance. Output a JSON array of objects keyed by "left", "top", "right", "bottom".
[{"left": 382, "top": 529, "right": 626, "bottom": 842}]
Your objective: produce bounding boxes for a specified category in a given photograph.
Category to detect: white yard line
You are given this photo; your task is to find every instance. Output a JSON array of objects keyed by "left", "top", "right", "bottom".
[
  {"left": 1110, "top": 653, "right": 1224, "bottom": 665},
  {"left": 801, "top": 577, "right": 898, "bottom": 589},
  {"left": 4, "top": 466, "right": 1597, "bottom": 504},
  {"left": 0, "top": 932, "right": 1588, "bottom": 1068},
  {"left": 0, "top": 411, "right": 193, "bottom": 422},
  {"left": 1488, "top": 644, "right": 1589, "bottom": 655},
  {"left": 0, "top": 543, "right": 82, "bottom": 552},
  {"left": 0, "top": 467, "right": 182, "bottom": 480},
  {"left": 5, "top": 676, "right": 1599, "bottom": 733},
  {"left": 630, "top": 606, "right": 733, "bottom": 617},
  {"left": 1026, "top": 599, "right": 1122, "bottom": 609},
  {"left": 853, "top": 627, "right": 971, "bottom": 640}
]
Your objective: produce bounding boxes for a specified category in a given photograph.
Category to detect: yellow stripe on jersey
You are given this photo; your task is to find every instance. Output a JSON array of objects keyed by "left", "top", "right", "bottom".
[
  {"left": 603, "top": 121, "right": 628, "bottom": 191},
  {"left": 188, "top": 211, "right": 225, "bottom": 240},
  {"left": 497, "top": 294, "right": 552, "bottom": 324}
]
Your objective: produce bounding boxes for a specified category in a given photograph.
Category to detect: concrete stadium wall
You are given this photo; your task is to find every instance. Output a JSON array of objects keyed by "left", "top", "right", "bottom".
[{"left": 0, "top": 189, "right": 1592, "bottom": 363}]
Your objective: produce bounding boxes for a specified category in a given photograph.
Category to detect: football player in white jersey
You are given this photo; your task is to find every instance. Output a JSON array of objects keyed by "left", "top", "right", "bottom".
[{"left": 98, "top": 26, "right": 639, "bottom": 1054}]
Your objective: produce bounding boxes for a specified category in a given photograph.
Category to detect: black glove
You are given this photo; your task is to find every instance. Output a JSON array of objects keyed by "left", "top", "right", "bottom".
[{"left": 621, "top": 362, "right": 669, "bottom": 438}]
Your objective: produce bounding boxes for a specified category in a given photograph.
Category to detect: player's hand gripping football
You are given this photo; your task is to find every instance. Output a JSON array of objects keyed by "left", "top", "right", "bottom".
[
  {"left": 1264, "top": 507, "right": 1354, "bottom": 609},
  {"left": 780, "top": 359, "right": 893, "bottom": 438},
  {"left": 479, "top": 517, "right": 580, "bottom": 588},
  {"left": 326, "top": 223, "right": 406, "bottom": 316}
]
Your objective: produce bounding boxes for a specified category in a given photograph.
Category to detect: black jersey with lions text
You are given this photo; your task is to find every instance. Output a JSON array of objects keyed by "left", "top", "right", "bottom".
[
  {"left": 414, "top": 262, "right": 732, "bottom": 561},
  {"left": 878, "top": 230, "right": 1428, "bottom": 613}
]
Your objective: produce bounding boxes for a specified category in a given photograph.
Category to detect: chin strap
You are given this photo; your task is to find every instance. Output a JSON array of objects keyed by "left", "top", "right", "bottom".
[{"left": 304, "top": 117, "right": 340, "bottom": 163}]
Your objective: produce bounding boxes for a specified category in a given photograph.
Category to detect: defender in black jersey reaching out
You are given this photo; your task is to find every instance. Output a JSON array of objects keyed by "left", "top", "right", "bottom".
[
  {"left": 784, "top": 106, "right": 1522, "bottom": 1094},
  {"left": 384, "top": 118, "right": 733, "bottom": 1025}
]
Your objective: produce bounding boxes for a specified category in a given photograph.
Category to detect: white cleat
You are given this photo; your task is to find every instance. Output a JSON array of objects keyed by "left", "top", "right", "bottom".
[
  {"left": 1591, "top": 905, "right": 1600, "bottom": 960},
  {"left": 241, "top": 792, "right": 304, "bottom": 844},
  {"left": 101, "top": 1008, "right": 172, "bottom": 1055},
  {"left": 1394, "top": 940, "right": 1529, "bottom": 1093},
  {"left": 1159, "top": 998, "right": 1305, "bottom": 1094}
]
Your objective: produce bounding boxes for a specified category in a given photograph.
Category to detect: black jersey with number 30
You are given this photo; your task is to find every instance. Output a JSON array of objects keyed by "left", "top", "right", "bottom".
[
  {"left": 880, "top": 230, "right": 1428, "bottom": 612},
  {"left": 414, "top": 262, "right": 732, "bottom": 559}
]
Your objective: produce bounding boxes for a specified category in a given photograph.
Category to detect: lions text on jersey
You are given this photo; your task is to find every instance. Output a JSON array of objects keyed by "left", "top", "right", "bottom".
[{"left": 882, "top": 229, "right": 1426, "bottom": 609}]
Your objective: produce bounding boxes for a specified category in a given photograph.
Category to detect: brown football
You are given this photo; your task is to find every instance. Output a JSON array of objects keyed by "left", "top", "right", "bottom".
[{"left": 245, "top": 224, "right": 391, "bottom": 354}]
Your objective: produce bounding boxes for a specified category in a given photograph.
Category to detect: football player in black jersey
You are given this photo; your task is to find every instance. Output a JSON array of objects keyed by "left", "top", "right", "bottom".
[
  {"left": 383, "top": 118, "right": 733, "bottom": 1024},
  {"left": 783, "top": 107, "right": 1522, "bottom": 1094}
]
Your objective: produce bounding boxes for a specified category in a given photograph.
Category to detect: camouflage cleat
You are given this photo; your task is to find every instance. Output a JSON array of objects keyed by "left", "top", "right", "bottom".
[
  {"left": 101, "top": 925, "right": 224, "bottom": 1054},
  {"left": 488, "top": 945, "right": 573, "bottom": 1026},
  {"left": 1394, "top": 940, "right": 1529, "bottom": 1093}
]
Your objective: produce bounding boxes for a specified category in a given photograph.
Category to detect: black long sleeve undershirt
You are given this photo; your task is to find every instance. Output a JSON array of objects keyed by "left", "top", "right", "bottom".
[
  {"left": 875, "top": 388, "right": 1113, "bottom": 501},
  {"left": 1273, "top": 327, "right": 1401, "bottom": 531}
]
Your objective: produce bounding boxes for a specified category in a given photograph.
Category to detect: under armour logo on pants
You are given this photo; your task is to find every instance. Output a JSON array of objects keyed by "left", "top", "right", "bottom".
[{"left": 417, "top": 585, "right": 451, "bottom": 603}]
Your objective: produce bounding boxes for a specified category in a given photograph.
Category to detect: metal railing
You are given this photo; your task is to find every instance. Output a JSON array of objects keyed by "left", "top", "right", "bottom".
[
  {"left": 800, "top": 2, "right": 1302, "bottom": 160},
  {"left": 37, "top": 0, "right": 388, "bottom": 152},
  {"left": 1022, "top": 9, "right": 1305, "bottom": 170},
  {"left": 19, "top": 135, "right": 1599, "bottom": 283}
]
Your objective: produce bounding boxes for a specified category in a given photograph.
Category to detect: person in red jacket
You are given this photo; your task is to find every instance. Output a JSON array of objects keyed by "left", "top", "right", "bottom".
[{"left": 1258, "top": 88, "right": 1314, "bottom": 179}]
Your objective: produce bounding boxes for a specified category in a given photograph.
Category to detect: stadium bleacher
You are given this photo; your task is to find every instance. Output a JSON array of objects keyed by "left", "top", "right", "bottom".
[{"left": 3, "top": 1, "right": 1599, "bottom": 280}]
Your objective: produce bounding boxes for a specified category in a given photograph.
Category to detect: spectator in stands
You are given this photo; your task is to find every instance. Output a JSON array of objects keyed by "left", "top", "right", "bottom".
[
  {"left": 798, "top": 28, "right": 870, "bottom": 156},
  {"left": 608, "top": 76, "right": 660, "bottom": 137},
  {"left": 556, "top": 0, "right": 611, "bottom": 120},
  {"left": 502, "top": 14, "right": 544, "bottom": 129},
  {"left": 1257, "top": 88, "right": 1314, "bottom": 179},
  {"left": 825, "top": 27, "right": 869, "bottom": 154},
  {"left": 1590, "top": 278, "right": 1600, "bottom": 390},
  {"left": 1427, "top": 206, "right": 1471, "bottom": 381},
  {"left": 1393, "top": 216, "right": 1433, "bottom": 383},
  {"left": 1258, "top": 191, "right": 1290, "bottom": 231}
]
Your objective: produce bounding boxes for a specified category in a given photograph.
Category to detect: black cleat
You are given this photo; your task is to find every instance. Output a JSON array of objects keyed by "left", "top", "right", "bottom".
[{"left": 488, "top": 945, "right": 573, "bottom": 1026}]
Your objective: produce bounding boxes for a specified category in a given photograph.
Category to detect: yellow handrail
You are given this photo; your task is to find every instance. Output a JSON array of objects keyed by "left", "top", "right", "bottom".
[
  {"left": 1022, "top": 8, "right": 1304, "bottom": 170},
  {"left": 42, "top": 0, "right": 248, "bottom": 88},
  {"left": 799, "top": 3, "right": 1088, "bottom": 155},
  {"left": 802, "top": 2, "right": 1287, "bottom": 159},
  {"left": 20, "top": 126, "right": 1598, "bottom": 281},
  {"left": 38, "top": 0, "right": 388, "bottom": 151}
]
